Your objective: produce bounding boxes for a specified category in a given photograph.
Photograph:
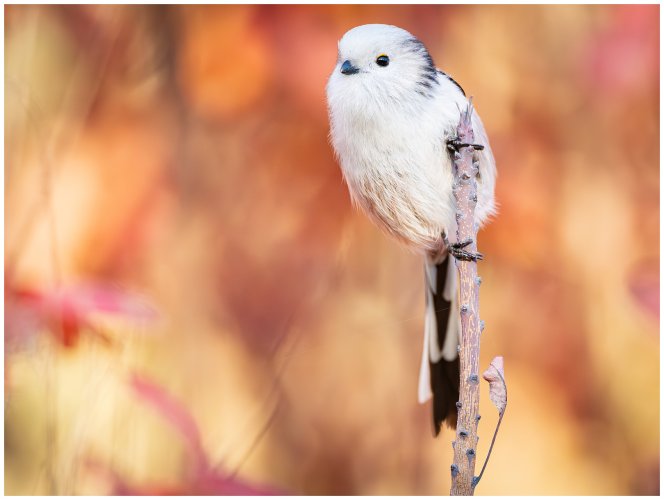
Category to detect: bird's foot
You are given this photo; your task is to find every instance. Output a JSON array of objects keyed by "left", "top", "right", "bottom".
[
  {"left": 449, "top": 238, "right": 484, "bottom": 262},
  {"left": 446, "top": 136, "right": 485, "bottom": 153}
]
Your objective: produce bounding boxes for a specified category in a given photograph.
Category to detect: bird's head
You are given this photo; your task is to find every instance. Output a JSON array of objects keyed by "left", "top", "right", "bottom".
[{"left": 326, "top": 24, "right": 439, "bottom": 114}]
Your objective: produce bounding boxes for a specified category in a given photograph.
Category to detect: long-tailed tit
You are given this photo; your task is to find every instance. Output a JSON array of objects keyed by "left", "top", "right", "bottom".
[{"left": 326, "top": 24, "right": 496, "bottom": 435}]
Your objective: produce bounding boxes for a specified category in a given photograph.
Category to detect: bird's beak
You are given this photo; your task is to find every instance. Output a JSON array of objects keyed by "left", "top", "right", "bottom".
[{"left": 340, "top": 60, "right": 359, "bottom": 75}]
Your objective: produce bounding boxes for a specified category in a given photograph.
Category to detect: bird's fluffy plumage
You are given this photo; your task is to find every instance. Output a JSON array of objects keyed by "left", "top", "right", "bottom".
[
  {"left": 326, "top": 24, "right": 496, "bottom": 433},
  {"left": 327, "top": 24, "right": 496, "bottom": 253}
]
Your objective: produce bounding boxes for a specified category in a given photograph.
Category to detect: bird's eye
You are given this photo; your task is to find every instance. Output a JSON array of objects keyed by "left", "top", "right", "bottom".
[{"left": 376, "top": 54, "right": 390, "bottom": 67}]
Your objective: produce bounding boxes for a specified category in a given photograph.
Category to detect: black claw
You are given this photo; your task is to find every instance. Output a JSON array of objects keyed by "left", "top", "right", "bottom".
[
  {"left": 447, "top": 136, "right": 485, "bottom": 153},
  {"left": 449, "top": 239, "right": 484, "bottom": 262},
  {"left": 454, "top": 239, "right": 472, "bottom": 250}
]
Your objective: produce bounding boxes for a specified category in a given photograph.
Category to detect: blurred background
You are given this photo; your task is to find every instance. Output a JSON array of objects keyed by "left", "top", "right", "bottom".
[{"left": 4, "top": 4, "right": 659, "bottom": 495}]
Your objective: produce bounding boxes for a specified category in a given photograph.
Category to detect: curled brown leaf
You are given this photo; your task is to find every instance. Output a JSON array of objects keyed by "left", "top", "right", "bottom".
[{"left": 482, "top": 356, "right": 507, "bottom": 414}]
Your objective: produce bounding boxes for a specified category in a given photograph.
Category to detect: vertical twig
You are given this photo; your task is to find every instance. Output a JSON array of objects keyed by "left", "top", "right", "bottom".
[{"left": 449, "top": 100, "right": 482, "bottom": 496}]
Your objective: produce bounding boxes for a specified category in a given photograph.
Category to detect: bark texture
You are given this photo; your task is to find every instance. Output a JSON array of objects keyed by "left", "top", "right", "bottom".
[{"left": 449, "top": 103, "right": 483, "bottom": 496}]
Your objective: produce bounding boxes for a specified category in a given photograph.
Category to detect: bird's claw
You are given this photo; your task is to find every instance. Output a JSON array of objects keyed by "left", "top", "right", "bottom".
[
  {"left": 446, "top": 137, "right": 485, "bottom": 153},
  {"left": 449, "top": 239, "right": 484, "bottom": 262}
]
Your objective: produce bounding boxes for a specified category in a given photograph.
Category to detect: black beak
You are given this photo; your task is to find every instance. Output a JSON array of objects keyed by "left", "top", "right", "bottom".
[{"left": 340, "top": 60, "right": 359, "bottom": 75}]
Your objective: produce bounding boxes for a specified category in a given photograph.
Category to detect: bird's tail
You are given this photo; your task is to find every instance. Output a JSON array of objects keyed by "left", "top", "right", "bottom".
[{"left": 418, "top": 253, "right": 460, "bottom": 435}]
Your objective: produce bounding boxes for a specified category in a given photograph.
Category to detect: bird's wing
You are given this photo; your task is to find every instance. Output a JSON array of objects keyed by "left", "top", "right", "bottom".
[{"left": 470, "top": 109, "right": 498, "bottom": 223}]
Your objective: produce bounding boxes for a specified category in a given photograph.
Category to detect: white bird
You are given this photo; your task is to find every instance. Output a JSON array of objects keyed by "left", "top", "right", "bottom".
[{"left": 326, "top": 24, "right": 496, "bottom": 435}]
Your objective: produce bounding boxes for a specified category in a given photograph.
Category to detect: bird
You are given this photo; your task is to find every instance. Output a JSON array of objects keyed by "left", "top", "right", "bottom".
[{"left": 326, "top": 24, "right": 496, "bottom": 435}]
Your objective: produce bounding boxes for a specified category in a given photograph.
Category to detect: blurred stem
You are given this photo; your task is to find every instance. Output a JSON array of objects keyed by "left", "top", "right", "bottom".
[{"left": 147, "top": 5, "right": 196, "bottom": 200}]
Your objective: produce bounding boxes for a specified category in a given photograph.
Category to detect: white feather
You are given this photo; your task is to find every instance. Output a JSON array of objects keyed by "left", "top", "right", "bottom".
[
  {"left": 418, "top": 304, "right": 433, "bottom": 403},
  {"left": 441, "top": 256, "right": 459, "bottom": 362}
]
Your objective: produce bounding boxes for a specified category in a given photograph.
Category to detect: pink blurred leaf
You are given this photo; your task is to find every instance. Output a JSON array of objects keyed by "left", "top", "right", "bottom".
[
  {"left": 582, "top": 5, "right": 659, "bottom": 94},
  {"left": 127, "top": 374, "right": 284, "bottom": 495},
  {"left": 628, "top": 260, "right": 659, "bottom": 320},
  {"left": 129, "top": 374, "right": 208, "bottom": 473},
  {"left": 5, "top": 297, "right": 42, "bottom": 350},
  {"left": 197, "top": 470, "right": 282, "bottom": 495},
  {"left": 482, "top": 356, "right": 507, "bottom": 414},
  {"left": 86, "top": 453, "right": 281, "bottom": 495},
  {"left": 5, "top": 279, "right": 159, "bottom": 349},
  {"left": 63, "top": 284, "right": 157, "bottom": 321}
]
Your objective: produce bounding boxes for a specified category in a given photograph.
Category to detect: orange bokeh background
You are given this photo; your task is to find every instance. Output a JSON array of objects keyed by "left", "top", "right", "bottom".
[{"left": 5, "top": 5, "right": 659, "bottom": 495}]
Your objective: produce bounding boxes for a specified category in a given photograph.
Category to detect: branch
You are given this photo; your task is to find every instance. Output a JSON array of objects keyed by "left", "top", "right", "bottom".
[{"left": 449, "top": 99, "right": 483, "bottom": 496}]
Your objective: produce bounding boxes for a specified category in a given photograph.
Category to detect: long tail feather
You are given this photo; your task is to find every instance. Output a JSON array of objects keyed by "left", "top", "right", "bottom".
[{"left": 418, "top": 254, "right": 460, "bottom": 435}]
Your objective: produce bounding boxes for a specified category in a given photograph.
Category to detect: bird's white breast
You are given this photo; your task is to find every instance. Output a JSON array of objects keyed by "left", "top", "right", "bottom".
[{"left": 328, "top": 83, "right": 465, "bottom": 253}]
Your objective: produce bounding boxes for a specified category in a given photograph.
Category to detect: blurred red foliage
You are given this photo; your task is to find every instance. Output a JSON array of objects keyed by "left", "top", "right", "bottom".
[{"left": 6, "top": 276, "right": 158, "bottom": 349}]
